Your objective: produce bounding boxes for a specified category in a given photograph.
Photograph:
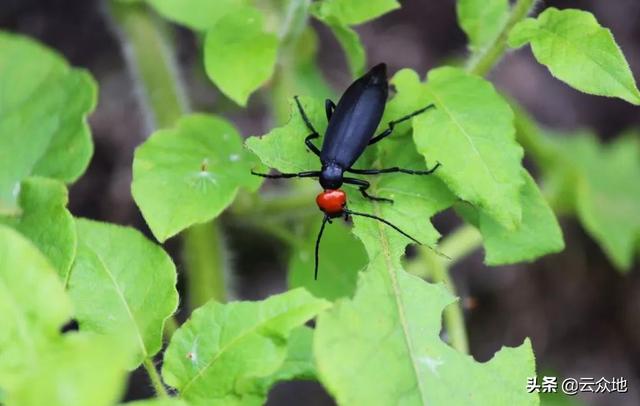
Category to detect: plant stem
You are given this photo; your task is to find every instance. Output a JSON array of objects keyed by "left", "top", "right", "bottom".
[
  {"left": 108, "top": 3, "right": 229, "bottom": 312},
  {"left": 466, "top": 0, "right": 537, "bottom": 76},
  {"left": 257, "top": 222, "right": 305, "bottom": 249},
  {"left": 232, "top": 184, "right": 318, "bottom": 220},
  {"left": 183, "top": 222, "right": 228, "bottom": 307},
  {"left": 163, "top": 315, "right": 179, "bottom": 338},
  {"left": 439, "top": 224, "right": 483, "bottom": 267},
  {"left": 143, "top": 358, "right": 169, "bottom": 398},
  {"left": 107, "top": 2, "right": 188, "bottom": 130}
]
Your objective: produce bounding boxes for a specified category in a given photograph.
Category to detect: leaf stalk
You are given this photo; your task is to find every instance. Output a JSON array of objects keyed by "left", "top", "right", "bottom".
[{"left": 466, "top": 0, "right": 538, "bottom": 76}]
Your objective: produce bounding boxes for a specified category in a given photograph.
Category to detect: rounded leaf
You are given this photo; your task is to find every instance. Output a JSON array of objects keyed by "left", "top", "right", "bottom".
[
  {"left": 68, "top": 219, "right": 179, "bottom": 367},
  {"left": 146, "top": 0, "right": 248, "bottom": 31},
  {"left": 0, "top": 33, "right": 96, "bottom": 213},
  {"left": 0, "top": 225, "right": 72, "bottom": 389},
  {"left": 0, "top": 177, "right": 76, "bottom": 280},
  {"left": 311, "top": 0, "right": 400, "bottom": 26},
  {"left": 6, "top": 333, "right": 130, "bottom": 406},
  {"left": 132, "top": 114, "right": 260, "bottom": 242},
  {"left": 204, "top": 7, "right": 278, "bottom": 106}
]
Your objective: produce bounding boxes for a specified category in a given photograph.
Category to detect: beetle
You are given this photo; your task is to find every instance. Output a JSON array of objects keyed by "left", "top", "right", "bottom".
[{"left": 252, "top": 63, "right": 439, "bottom": 278}]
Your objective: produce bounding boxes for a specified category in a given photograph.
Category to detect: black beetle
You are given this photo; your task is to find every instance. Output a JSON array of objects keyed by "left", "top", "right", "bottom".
[{"left": 253, "top": 63, "right": 440, "bottom": 278}]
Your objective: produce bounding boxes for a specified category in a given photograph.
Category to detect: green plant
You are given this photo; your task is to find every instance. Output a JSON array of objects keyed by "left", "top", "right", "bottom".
[{"left": 1, "top": 1, "right": 639, "bottom": 405}]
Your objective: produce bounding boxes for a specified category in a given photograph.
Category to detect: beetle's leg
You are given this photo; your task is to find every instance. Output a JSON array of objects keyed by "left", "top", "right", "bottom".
[
  {"left": 343, "top": 177, "right": 393, "bottom": 203},
  {"left": 347, "top": 162, "right": 440, "bottom": 176},
  {"left": 325, "top": 99, "right": 336, "bottom": 121},
  {"left": 368, "top": 103, "right": 435, "bottom": 145},
  {"left": 251, "top": 170, "right": 320, "bottom": 179},
  {"left": 305, "top": 133, "right": 321, "bottom": 156},
  {"left": 294, "top": 96, "right": 322, "bottom": 156},
  {"left": 295, "top": 95, "right": 319, "bottom": 134}
]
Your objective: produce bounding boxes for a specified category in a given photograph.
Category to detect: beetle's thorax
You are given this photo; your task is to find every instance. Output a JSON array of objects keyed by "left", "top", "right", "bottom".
[{"left": 319, "top": 162, "right": 344, "bottom": 190}]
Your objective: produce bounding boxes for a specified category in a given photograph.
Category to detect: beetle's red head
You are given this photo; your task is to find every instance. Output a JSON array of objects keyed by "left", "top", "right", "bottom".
[{"left": 316, "top": 189, "right": 346, "bottom": 217}]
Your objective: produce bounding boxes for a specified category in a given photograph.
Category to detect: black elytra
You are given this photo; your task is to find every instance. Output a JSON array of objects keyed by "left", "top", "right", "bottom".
[{"left": 252, "top": 63, "right": 441, "bottom": 279}]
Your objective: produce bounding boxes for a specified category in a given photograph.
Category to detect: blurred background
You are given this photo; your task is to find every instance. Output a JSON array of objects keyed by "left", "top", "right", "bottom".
[{"left": 1, "top": 0, "right": 639, "bottom": 405}]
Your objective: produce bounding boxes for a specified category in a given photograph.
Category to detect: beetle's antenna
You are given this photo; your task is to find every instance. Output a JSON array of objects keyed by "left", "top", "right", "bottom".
[
  {"left": 344, "top": 209, "right": 421, "bottom": 245},
  {"left": 345, "top": 209, "right": 451, "bottom": 260},
  {"left": 314, "top": 215, "right": 330, "bottom": 280}
]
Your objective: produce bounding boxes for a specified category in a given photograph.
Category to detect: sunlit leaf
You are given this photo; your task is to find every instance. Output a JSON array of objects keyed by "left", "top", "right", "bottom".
[
  {"left": 204, "top": 7, "right": 278, "bottom": 106},
  {"left": 0, "top": 225, "right": 72, "bottom": 390},
  {"left": 122, "top": 400, "right": 188, "bottom": 406},
  {"left": 246, "top": 96, "right": 327, "bottom": 173},
  {"left": 311, "top": 0, "right": 400, "bottom": 26},
  {"left": 0, "top": 32, "right": 96, "bottom": 213},
  {"left": 6, "top": 333, "right": 130, "bottom": 406},
  {"left": 68, "top": 219, "right": 179, "bottom": 367},
  {"left": 410, "top": 67, "right": 525, "bottom": 228},
  {"left": 0, "top": 177, "right": 75, "bottom": 280},
  {"left": 457, "top": 0, "right": 509, "bottom": 52},
  {"left": 509, "top": 8, "right": 640, "bottom": 105},
  {"left": 459, "top": 170, "right": 564, "bottom": 265},
  {"left": 146, "top": 0, "right": 248, "bottom": 30},
  {"left": 256, "top": 326, "right": 317, "bottom": 387},
  {"left": 132, "top": 114, "right": 260, "bottom": 242},
  {"left": 315, "top": 211, "right": 538, "bottom": 405},
  {"left": 162, "top": 288, "right": 330, "bottom": 405}
]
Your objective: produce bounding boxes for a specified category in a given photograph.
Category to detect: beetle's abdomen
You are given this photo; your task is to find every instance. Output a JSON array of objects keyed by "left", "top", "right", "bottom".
[{"left": 321, "top": 84, "right": 387, "bottom": 168}]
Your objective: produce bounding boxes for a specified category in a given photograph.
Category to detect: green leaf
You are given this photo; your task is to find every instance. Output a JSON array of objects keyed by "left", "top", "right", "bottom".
[
  {"left": 0, "top": 225, "right": 72, "bottom": 390},
  {"left": 0, "top": 177, "right": 76, "bottom": 280},
  {"left": 123, "top": 400, "right": 189, "bottom": 406},
  {"left": 6, "top": 333, "right": 130, "bottom": 406},
  {"left": 457, "top": 0, "right": 509, "bottom": 52},
  {"left": 162, "top": 288, "right": 330, "bottom": 405},
  {"left": 68, "top": 219, "right": 179, "bottom": 367},
  {"left": 123, "top": 402, "right": 187, "bottom": 406},
  {"left": 512, "top": 101, "right": 560, "bottom": 167},
  {"left": 508, "top": 8, "right": 640, "bottom": 105},
  {"left": 410, "top": 67, "right": 525, "bottom": 228},
  {"left": 576, "top": 134, "right": 640, "bottom": 271},
  {"left": 0, "top": 32, "right": 96, "bottom": 213},
  {"left": 132, "top": 114, "right": 260, "bottom": 242},
  {"left": 311, "top": 0, "right": 400, "bottom": 25},
  {"left": 461, "top": 170, "right": 564, "bottom": 265},
  {"left": 312, "top": 13, "right": 366, "bottom": 78},
  {"left": 256, "top": 326, "right": 317, "bottom": 387},
  {"left": 554, "top": 134, "right": 640, "bottom": 271},
  {"left": 289, "top": 219, "right": 367, "bottom": 301},
  {"left": 246, "top": 96, "right": 327, "bottom": 173},
  {"left": 315, "top": 216, "right": 538, "bottom": 405},
  {"left": 146, "top": 0, "right": 248, "bottom": 30},
  {"left": 511, "top": 104, "right": 578, "bottom": 214},
  {"left": 204, "top": 7, "right": 278, "bottom": 106}
]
